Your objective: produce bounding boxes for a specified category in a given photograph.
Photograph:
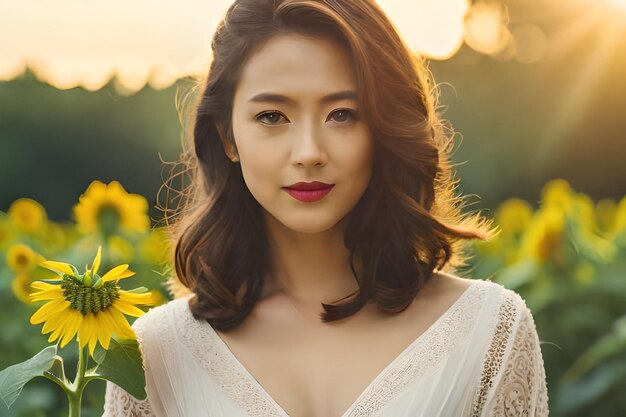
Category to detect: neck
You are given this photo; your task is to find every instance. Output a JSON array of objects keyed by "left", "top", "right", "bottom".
[{"left": 261, "top": 214, "right": 362, "bottom": 307}]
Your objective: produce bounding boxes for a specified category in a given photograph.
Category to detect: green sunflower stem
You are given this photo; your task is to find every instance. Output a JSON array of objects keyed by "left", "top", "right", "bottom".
[{"left": 67, "top": 342, "right": 89, "bottom": 417}]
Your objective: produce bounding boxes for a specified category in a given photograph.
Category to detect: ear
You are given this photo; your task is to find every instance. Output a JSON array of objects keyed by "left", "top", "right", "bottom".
[{"left": 216, "top": 122, "right": 239, "bottom": 161}]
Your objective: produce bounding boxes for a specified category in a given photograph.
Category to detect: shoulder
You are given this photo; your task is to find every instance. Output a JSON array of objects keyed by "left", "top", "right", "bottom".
[
  {"left": 438, "top": 274, "right": 543, "bottom": 353},
  {"left": 132, "top": 293, "right": 194, "bottom": 333},
  {"left": 433, "top": 271, "right": 531, "bottom": 316}
]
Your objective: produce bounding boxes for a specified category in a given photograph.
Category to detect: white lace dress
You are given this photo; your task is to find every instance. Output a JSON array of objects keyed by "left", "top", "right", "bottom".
[{"left": 101, "top": 279, "right": 549, "bottom": 416}]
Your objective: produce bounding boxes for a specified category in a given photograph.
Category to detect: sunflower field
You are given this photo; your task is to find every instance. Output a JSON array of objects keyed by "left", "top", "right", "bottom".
[
  {"left": 0, "top": 180, "right": 170, "bottom": 417},
  {"left": 0, "top": 178, "right": 625, "bottom": 416},
  {"left": 467, "top": 179, "right": 626, "bottom": 416}
]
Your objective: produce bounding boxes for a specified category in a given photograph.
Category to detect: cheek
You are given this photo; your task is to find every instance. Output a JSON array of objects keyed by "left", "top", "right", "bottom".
[
  {"left": 236, "top": 144, "right": 284, "bottom": 203},
  {"left": 239, "top": 153, "right": 276, "bottom": 197},
  {"left": 345, "top": 132, "right": 375, "bottom": 180},
  {"left": 232, "top": 117, "right": 272, "bottom": 188}
]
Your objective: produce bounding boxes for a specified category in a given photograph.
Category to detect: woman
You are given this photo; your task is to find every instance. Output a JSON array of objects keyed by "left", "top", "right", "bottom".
[{"left": 103, "top": 0, "right": 549, "bottom": 415}]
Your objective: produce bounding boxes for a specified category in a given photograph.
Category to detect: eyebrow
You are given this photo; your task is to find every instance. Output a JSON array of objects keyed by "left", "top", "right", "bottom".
[{"left": 248, "top": 90, "right": 357, "bottom": 105}]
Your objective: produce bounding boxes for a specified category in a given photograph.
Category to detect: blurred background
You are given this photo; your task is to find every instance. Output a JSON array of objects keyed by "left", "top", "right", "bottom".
[{"left": 1, "top": 0, "right": 625, "bottom": 416}]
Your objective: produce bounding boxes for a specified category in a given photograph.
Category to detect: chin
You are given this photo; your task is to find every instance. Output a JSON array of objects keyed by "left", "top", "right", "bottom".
[{"left": 266, "top": 210, "right": 346, "bottom": 235}]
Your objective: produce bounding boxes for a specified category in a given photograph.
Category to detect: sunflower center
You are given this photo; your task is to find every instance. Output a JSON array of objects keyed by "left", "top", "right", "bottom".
[
  {"left": 15, "top": 253, "right": 30, "bottom": 268},
  {"left": 98, "top": 204, "right": 121, "bottom": 236},
  {"left": 61, "top": 275, "right": 120, "bottom": 315}
]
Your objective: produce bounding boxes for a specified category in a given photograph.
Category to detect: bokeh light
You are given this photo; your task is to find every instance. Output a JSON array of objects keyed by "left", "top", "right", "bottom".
[
  {"left": 608, "top": 0, "right": 626, "bottom": 11},
  {"left": 0, "top": 0, "right": 480, "bottom": 92},
  {"left": 378, "top": 0, "right": 469, "bottom": 59},
  {"left": 463, "top": 1, "right": 511, "bottom": 55}
]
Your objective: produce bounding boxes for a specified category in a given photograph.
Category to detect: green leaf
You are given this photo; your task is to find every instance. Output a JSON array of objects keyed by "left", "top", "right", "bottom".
[
  {"left": 91, "top": 338, "right": 146, "bottom": 400},
  {"left": 0, "top": 345, "right": 57, "bottom": 409},
  {"left": 555, "top": 358, "right": 626, "bottom": 414},
  {"left": 563, "top": 315, "right": 626, "bottom": 381},
  {"left": 48, "top": 356, "right": 66, "bottom": 382}
]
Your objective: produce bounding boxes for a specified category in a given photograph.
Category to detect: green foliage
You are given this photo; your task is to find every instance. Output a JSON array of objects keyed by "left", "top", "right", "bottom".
[
  {"left": 91, "top": 339, "right": 146, "bottom": 400},
  {"left": 0, "top": 346, "right": 57, "bottom": 409}
]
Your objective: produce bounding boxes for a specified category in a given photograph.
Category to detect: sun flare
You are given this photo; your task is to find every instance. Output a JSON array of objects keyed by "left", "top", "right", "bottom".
[{"left": 608, "top": 0, "right": 626, "bottom": 11}]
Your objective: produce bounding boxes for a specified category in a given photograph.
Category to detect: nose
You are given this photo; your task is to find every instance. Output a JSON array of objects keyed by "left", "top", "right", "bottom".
[{"left": 289, "top": 119, "right": 328, "bottom": 167}]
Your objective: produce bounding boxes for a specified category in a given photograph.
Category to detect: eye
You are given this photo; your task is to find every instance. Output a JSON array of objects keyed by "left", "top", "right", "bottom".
[
  {"left": 327, "top": 109, "right": 357, "bottom": 124},
  {"left": 256, "top": 111, "right": 289, "bottom": 125}
]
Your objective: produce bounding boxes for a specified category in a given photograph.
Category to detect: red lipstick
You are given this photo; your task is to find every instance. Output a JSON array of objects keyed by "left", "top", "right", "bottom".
[{"left": 283, "top": 181, "right": 335, "bottom": 203}]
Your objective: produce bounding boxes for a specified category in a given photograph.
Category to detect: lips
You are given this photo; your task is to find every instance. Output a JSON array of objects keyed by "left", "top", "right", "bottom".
[
  {"left": 283, "top": 182, "right": 335, "bottom": 203},
  {"left": 284, "top": 181, "right": 334, "bottom": 191}
]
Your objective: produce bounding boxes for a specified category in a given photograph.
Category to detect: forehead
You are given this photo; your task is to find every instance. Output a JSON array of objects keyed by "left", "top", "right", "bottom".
[{"left": 235, "top": 32, "right": 357, "bottom": 99}]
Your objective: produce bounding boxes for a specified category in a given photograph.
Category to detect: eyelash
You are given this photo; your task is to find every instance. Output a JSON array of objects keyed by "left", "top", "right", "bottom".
[{"left": 255, "top": 109, "right": 358, "bottom": 125}]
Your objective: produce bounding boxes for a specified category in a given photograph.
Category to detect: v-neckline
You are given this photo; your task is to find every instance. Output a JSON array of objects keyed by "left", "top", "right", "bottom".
[{"left": 197, "top": 280, "right": 480, "bottom": 417}]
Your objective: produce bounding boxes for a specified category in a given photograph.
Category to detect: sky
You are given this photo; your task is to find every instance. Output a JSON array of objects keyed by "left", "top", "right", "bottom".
[{"left": 0, "top": 0, "right": 515, "bottom": 93}]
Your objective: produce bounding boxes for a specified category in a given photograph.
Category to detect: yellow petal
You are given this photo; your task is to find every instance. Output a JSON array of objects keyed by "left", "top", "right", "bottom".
[
  {"left": 118, "top": 291, "right": 154, "bottom": 305},
  {"left": 38, "top": 277, "right": 63, "bottom": 282},
  {"left": 42, "top": 311, "right": 67, "bottom": 334},
  {"left": 30, "top": 281, "right": 61, "bottom": 291},
  {"left": 91, "top": 246, "right": 102, "bottom": 276},
  {"left": 47, "top": 315, "right": 71, "bottom": 344},
  {"left": 88, "top": 335, "right": 98, "bottom": 356},
  {"left": 101, "top": 264, "right": 134, "bottom": 283},
  {"left": 80, "top": 313, "right": 97, "bottom": 350},
  {"left": 112, "top": 269, "right": 135, "bottom": 280},
  {"left": 108, "top": 307, "right": 135, "bottom": 339},
  {"left": 30, "top": 298, "right": 70, "bottom": 325},
  {"left": 95, "top": 314, "right": 112, "bottom": 350},
  {"left": 99, "top": 310, "right": 125, "bottom": 338},
  {"left": 59, "top": 311, "right": 83, "bottom": 348},
  {"left": 47, "top": 328, "right": 63, "bottom": 344},
  {"left": 76, "top": 314, "right": 87, "bottom": 346},
  {"left": 112, "top": 300, "right": 145, "bottom": 317},
  {"left": 40, "top": 261, "right": 74, "bottom": 276},
  {"left": 30, "top": 288, "right": 64, "bottom": 302}
]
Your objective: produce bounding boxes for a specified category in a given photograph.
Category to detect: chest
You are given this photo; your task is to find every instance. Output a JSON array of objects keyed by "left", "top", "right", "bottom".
[{"left": 214, "top": 298, "right": 454, "bottom": 417}]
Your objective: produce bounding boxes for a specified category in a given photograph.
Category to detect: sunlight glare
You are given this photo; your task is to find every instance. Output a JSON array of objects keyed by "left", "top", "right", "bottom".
[
  {"left": 0, "top": 0, "right": 232, "bottom": 93},
  {"left": 463, "top": 2, "right": 511, "bottom": 55},
  {"left": 0, "top": 0, "right": 484, "bottom": 91},
  {"left": 0, "top": 57, "right": 25, "bottom": 80},
  {"left": 608, "top": 0, "right": 626, "bottom": 11},
  {"left": 378, "top": 0, "right": 469, "bottom": 59}
]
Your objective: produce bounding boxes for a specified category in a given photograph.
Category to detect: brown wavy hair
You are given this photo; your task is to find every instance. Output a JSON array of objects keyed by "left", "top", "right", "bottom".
[{"left": 160, "top": 0, "right": 499, "bottom": 330}]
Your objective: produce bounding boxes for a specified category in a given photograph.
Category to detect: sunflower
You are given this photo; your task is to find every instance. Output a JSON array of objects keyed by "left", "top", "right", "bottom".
[
  {"left": 6, "top": 243, "right": 43, "bottom": 273},
  {"left": 73, "top": 180, "right": 150, "bottom": 236},
  {"left": 519, "top": 206, "right": 565, "bottom": 265},
  {"left": 0, "top": 215, "right": 12, "bottom": 249},
  {"left": 495, "top": 198, "right": 533, "bottom": 241},
  {"left": 12, "top": 273, "right": 36, "bottom": 304},
  {"left": 29, "top": 246, "right": 155, "bottom": 355},
  {"left": 8, "top": 198, "right": 47, "bottom": 233},
  {"left": 139, "top": 227, "right": 171, "bottom": 265}
]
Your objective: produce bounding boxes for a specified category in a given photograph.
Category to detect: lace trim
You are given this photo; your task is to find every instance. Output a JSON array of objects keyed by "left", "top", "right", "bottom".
[
  {"left": 470, "top": 291, "right": 517, "bottom": 416},
  {"left": 468, "top": 289, "right": 550, "bottom": 417},
  {"left": 534, "top": 330, "right": 549, "bottom": 417},
  {"left": 347, "top": 281, "right": 488, "bottom": 416},
  {"left": 175, "top": 297, "right": 286, "bottom": 417},
  {"left": 102, "top": 380, "right": 155, "bottom": 417},
  {"left": 487, "top": 304, "right": 549, "bottom": 416},
  {"left": 175, "top": 281, "right": 490, "bottom": 417}
]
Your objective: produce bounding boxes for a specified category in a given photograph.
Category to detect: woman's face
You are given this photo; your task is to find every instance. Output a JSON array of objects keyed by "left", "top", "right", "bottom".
[{"left": 231, "top": 33, "right": 375, "bottom": 234}]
